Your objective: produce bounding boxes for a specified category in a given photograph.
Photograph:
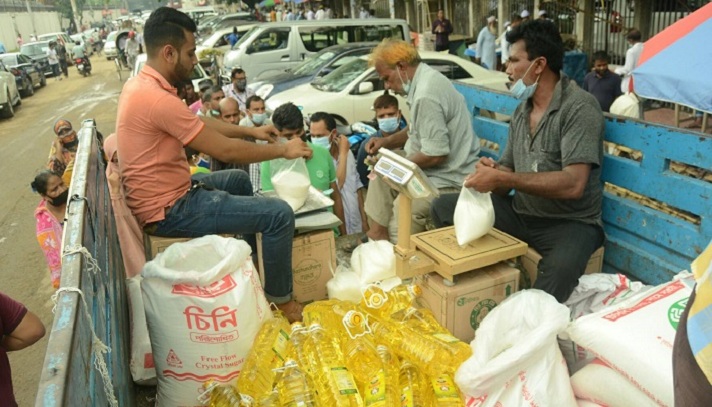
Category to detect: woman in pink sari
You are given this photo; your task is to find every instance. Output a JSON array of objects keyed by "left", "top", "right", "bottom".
[{"left": 31, "top": 171, "right": 68, "bottom": 289}]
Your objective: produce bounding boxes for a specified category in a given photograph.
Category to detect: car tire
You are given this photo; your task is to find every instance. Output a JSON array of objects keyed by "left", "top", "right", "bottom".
[
  {"left": 106, "top": 57, "right": 111, "bottom": 61},
  {"left": 22, "top": 78, "right": 34, "bottom": 97},
  {"left": 1, "top": 91, "right": 14, "bottom": 119}
]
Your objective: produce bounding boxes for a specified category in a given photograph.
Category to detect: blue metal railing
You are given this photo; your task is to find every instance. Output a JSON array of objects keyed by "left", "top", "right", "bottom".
[{"left": 454, "top": 81, "right": 712, "bottom": 285}]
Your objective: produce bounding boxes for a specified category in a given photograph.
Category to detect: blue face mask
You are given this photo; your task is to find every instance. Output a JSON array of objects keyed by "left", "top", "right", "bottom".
[
  {"left": 510, "top": 59, "right": 540, "bottom": 101},
  {"left": 311, "top": 136, "right": 331, "bottom": 149},
  {"left": 378, "top": 117, "right": 400, "bottom": 133},
  {"left": 251, "top": 112, "right": 267, "bottom": 125}
]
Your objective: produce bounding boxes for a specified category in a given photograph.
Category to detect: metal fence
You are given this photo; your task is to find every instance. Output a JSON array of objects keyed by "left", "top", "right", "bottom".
[{"left": 36, "top": 121, "right": 135, "bottom": 407}]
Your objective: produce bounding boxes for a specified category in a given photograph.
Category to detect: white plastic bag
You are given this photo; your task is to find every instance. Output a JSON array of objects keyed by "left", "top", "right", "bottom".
[
  {"left": 142, "top": 235, "right": 271, "bottom": 407},
  {"left": 350, "top": 240, "right": 396, "bottom": 284},
  {"left": 270, "top": 157, "right": 311, "bottom": 210},
  {"left": 559, "top": 273, "right": 650, "bottom": 373},
  {"left": 455, "top": 290, "right": 576, "bottom": 407},
  {"left": 570, "top": 359, "right": 658, "bottom": 407},
  {"left": 566, "top": 275, "right": 694, "bottom": 407},
  {"left": 454, "top": 186, "right": 495, "bottom": 246},
  {"left": 326, "top": 264, "right": 363, "bottom": 303},
  {"left": 126, "top": 276, "right": 156, "bottom": 385}
]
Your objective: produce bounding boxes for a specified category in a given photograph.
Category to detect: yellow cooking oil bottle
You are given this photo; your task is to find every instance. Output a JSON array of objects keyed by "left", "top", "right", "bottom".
[
  {"left": 341, "top": 311, "right": 382, "bottom": 387},
  {"left": 303, "top": 299, "right": 358, "bottom": 336},
  {"left": 362, "top": 345, "right": 400, "bottom": 407},
  {"left": 430, "top": 373, "right": 464, "bottom": 406},
  {"left": 360, "top": 283, "right": 421, "bottom": 319},
  {"left": 399, "top": 361, "right": 432, "bottom": 407},
  {"left": 397, "top": 307, "right": 472, "bottom": 366},
  {"left": 277, "top": 360, "right": 317, "bottom": 407},
  {"left": 306, "top": 323, "right": 364, "bottom": 407},
  {"left": 200, "top": 380, "right": 241, "bottom": 407},
  {"left": 256, "top": 389, "right": 280, "bottom": 407},
  {"left": 235, "top": 311, "right": 292, "bottom": 402},
  {"left": 368, "top": 314, "right": 460, "bottom": 377}
]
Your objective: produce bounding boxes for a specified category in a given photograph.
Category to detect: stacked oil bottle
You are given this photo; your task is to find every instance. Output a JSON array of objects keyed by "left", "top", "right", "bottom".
[{"left": 199, "top": 283, "right": 472, "bottom": 406}]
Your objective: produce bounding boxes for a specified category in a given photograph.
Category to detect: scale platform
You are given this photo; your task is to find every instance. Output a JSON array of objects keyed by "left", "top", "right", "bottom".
[{"left": 410, "top": 226, "right": 528, "bottom": 281}]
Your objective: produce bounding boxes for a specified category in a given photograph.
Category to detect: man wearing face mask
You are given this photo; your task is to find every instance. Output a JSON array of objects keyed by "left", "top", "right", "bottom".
[
  {"left": 223, "top": 68, "right": 254, "bottom": 113},
  {"left": 431, "top": 20, "right": 605, "bottom": 303},
  {"left": 358, "top": 93, "right": 409, "bottom": 188},
  {"left": 365, "top": 39, "right": 479, "bottom": 242},
  {"left": 239, "top": 95, "right": 273, "bottom": 192},
  {"left": 48, "top": 119, "right": 79, "bottom": 187},
  {"left": 310, "top": 111, "right": 366, "bottom": 235}
]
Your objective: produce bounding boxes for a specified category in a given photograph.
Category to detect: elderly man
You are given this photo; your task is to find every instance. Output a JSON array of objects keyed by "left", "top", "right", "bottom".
[
  {"left": 364, "top": 39, "right": 479, "bottom": 242},
  {"left": 222, "top": 68, "right": 254, "bottom": 113},
  {"left": 115, "top": 7, "right": 312, "bottom": 322},
  {"left": 431, "top": 20, "right": 605, "bottom": 303},
  {"left": 212, "top": 97, "right": 249, "bottom": 173},
  {"left": 476, "top": 16, "right": 498, "bottom": 70}
]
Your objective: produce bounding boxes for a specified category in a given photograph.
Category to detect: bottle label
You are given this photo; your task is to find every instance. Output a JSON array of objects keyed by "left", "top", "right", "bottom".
[
  {"left": 272, "top": 329, "right": 290, "bottom": 361},
  {"left": 431, "top": 374, "right": 460, "bottom": 401},
  {"left": 432, "top": 333, "right": 460, "bottom": 343},
  {"left": 401, "top": 386, "right": 414, "bottom": 407},
  {"left": 331, "top": 367, "right": 358, "bottom": 395},
  {"left": 364, "top": 369, "right": 386, "bottom": 406}
]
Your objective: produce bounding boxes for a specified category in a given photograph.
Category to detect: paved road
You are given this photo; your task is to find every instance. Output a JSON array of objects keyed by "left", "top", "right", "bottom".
[{"left": 0, "top": 55, "right": 123, "bottom": 406}]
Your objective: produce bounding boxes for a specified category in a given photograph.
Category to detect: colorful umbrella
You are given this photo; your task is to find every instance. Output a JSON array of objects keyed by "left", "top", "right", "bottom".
[{"left": 632, "top": 3, "right": 712, "bottom": 114}]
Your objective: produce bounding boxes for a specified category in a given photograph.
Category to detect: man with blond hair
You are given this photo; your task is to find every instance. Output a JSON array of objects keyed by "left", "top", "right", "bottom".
[{"left": 363, "top": 39, "right": 479, "bottom": 242}]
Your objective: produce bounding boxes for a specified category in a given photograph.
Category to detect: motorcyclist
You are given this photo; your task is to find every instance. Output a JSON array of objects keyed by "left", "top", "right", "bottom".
[
  {"left": 71, "top": 40, "right": 91, "bottom": 72},
  {"left": 125, "top": 30, "right": 140, "bottom": 69}
]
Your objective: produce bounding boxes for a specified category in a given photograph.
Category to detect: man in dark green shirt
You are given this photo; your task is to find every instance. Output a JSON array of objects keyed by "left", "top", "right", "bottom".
[{"left": 431, "top": 20, "right": 605, "bottom": 303}]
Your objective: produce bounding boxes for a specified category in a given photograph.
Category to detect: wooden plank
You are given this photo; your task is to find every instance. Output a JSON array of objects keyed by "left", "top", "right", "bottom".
[{"left": 603, "top": 194, "right": 706, "bottom": 259}]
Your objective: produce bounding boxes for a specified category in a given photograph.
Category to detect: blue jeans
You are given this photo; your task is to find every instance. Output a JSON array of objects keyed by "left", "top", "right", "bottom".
[{"left": 151, "top": 170, "right": 295, "bottom": 303}]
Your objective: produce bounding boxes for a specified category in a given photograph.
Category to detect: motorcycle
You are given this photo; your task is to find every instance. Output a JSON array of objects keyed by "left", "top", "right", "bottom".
[{"left": 75, "top": 57, "right": 91, "bottom": 77}]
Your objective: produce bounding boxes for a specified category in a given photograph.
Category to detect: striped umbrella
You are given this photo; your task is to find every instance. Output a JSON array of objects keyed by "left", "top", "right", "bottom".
[{"left": 632, "top": 3, "right": 712, "bottom": 113}]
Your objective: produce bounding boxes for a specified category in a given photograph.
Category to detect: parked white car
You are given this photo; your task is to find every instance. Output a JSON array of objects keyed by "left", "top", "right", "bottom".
[
  {"left": 195, "top": 25, "right": 255, "bottom": 64},
  {"left": 0, "top": 62, "right": 22, "bottom": 119},
  {"left": 132, "top": 54, "right": 211, "bottom": 92},
  {"left": 266, "top": 52, "right": 509, "bottom": 124}
]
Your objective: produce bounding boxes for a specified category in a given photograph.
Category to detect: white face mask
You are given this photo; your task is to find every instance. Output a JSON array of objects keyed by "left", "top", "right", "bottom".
[
  {"left": 251, "top": 112, "right": 267, "bottom": 125},
  {"left": 509, "top": 59, "right": 540, "bottom": 100},
  {"left": 311, "top": 136, "right": 331, "bottom": 149},
  {"left": 396, "top": 66, "right": 411, "bottom": 96}
]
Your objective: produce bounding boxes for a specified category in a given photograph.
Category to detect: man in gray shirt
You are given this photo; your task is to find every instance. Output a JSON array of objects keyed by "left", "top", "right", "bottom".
[
  {"left": 364, "top": 39, "right": 479, "bottom": 242},
  {"left": 431, "top": 20, "right": 605, "bottom": 302}
]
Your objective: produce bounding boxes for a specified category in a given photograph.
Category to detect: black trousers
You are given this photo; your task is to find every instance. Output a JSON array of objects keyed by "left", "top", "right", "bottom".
[{"left": 431, "top": 193, "right": 604, "bottom": 302}]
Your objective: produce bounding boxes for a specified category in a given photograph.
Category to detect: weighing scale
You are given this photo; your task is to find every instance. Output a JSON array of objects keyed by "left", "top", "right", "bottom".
[{"left": 373, "top": 149, "right": 528, "bottom": 285}]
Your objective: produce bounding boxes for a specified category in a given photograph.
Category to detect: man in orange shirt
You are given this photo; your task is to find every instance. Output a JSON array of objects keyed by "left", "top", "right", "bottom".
[{"left": 115, "top": 7, "right": 312, "bottom": 322}]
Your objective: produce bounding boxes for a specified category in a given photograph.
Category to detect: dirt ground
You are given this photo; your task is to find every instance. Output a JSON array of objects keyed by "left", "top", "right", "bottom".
[{"left": 0, "top": 55, "right": 122, "bottom": 406}]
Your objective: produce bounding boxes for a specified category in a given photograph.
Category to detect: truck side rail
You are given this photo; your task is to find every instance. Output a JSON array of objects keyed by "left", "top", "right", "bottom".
[
  {"left": 36, "top": 120, "right": 135, "bottom": 406},
  {"left": 454, "top": 82, "right": 712, "bottom": 285}
]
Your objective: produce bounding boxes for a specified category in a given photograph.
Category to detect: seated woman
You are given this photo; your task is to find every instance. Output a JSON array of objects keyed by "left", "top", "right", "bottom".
[
  {"left": 48, "top": 119, "right": 78, "bottom": 187},
  {"left": 31, "top": 170, "right": 68, "bottom": 289}
]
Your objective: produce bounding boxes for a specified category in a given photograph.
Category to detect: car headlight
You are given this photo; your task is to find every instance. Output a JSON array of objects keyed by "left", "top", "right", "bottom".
[{"left": 255, "top": 84, "right": 273, "bottom": 99}]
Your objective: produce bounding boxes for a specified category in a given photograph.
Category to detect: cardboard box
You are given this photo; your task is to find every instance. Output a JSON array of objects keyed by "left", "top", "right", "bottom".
[
  {"left": 417, "top": 262, "right": 520, "bottom": 343},
  {"left": 258, "top": 230, "right": 336, "bottom": 304},
  {"left": 411, "top": 226, "right": 528, "bottom": 280},
  {"left": 143, "top": 234, "right": 234, "bottom": 261},
  {"left": 143, "top": 235, "right": 191, "bottom": 261},
  {"left": 520, "top": 246, "right": 605, "bottom": 289}
]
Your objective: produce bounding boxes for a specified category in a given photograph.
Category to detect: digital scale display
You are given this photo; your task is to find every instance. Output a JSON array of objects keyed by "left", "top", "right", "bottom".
[{"left": 373, "top": 149, "right": 439, "bottom": 200}]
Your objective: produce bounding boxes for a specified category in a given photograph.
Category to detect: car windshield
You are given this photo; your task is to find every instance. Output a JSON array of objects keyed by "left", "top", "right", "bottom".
[
  {"left": 20, "top": 43, "right": 48, "bottom": 56},
  {"left": 0, "top": 55, "right": 18, "bottom": 66},
  {"left": 292, "top": 51, "right": 336, "bottom": 76},
  {"left": 107, "top": 32, "right": 118, "bottom": 41},
  {"left": 312, "top": 58, "right": 368, "bottom": 93},
  {"left": 37, "top": 34, "right": 56, "bottom": 42},
  {"left": 234, "top": 26, "right": 258, "bottom": 48},
  {"left": 202, "top": 31, "right": 224, "bottom": 47}
]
